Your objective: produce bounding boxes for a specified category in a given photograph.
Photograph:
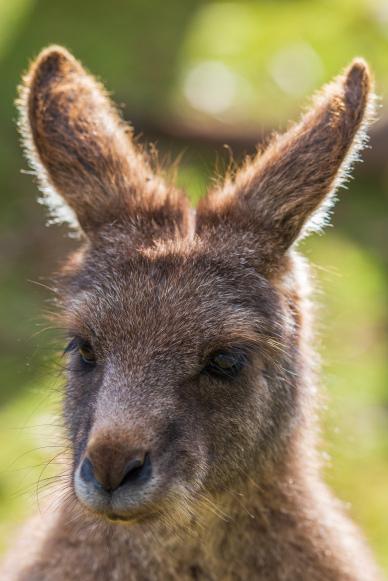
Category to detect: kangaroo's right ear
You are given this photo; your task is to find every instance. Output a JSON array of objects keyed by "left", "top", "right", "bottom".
[{"left": 18, "top": 46, "right": 187, "bottom": 238}]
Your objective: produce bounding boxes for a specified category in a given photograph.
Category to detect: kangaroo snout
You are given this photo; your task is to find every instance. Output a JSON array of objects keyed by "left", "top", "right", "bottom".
[{"left": 74, "top": 429, "right": 153, "bottom": 519}]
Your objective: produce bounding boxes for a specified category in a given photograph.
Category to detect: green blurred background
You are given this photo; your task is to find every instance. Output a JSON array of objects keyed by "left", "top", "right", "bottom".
[{"left": 0, "top": 0, "right": 387, "bottom": 574}]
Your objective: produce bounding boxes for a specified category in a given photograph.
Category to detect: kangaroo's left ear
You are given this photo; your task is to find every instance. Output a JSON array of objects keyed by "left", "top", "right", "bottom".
[
  {"left": 197, "top": 59, "right": 376, "bottom": 268},
  {"left": 18, "top": 46, "right": 188, "bottom": 239}
]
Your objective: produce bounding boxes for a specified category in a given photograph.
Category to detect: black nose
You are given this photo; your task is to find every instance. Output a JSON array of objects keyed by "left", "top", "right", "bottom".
[{"left": 79, "top": 451, "right": 152, "bottom": 493}]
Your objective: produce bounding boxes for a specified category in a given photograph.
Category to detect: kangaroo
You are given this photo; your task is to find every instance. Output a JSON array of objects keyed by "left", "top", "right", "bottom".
[{"left": 1, "top": 46, "right": 382, "bottom": 580}]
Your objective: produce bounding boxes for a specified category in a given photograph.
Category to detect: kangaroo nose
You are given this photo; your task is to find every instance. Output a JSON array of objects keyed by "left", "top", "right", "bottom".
[{"left": 80, "top": 444, "right": 151, "bottom": 493}]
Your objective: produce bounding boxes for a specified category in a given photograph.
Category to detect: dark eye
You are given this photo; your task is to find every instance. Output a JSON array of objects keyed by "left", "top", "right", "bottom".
[
  {"left": 65, "top": 337, "right": 96, "bottom": 366},
  {"left": 203, "top": 349, "right": 247, "bottom": 379},
  {"left": 78, "top": 341, "right": 96, "bottom": 365}
]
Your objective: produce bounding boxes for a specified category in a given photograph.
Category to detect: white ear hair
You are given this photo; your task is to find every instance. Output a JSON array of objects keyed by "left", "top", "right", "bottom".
[{"left": 18, "top": 69, "right": 79, "bottom": 230}]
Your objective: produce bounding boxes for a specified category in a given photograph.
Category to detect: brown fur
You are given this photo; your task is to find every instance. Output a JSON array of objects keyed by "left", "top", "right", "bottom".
[{"left": 2, "top": 47, "right": 382, "bottom": 580}]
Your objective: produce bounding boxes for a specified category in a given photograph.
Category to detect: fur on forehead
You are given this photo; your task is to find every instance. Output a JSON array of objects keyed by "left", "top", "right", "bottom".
[{"left": 57, "top": 238, "right": 290, "bottom": 352}]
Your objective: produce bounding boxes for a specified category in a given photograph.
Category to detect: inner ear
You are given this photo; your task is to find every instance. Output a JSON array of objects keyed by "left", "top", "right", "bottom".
[{"left": 18, "top": 45, "right": 189, "bottom": 239}]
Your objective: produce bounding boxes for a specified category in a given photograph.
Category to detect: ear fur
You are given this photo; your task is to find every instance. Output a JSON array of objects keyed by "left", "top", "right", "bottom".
[
  {"left": 197, "top": 59, "right": 376, "bottom": 263},
  {"left": 18, "top": 46, "right": 188, "bottom": 238}
]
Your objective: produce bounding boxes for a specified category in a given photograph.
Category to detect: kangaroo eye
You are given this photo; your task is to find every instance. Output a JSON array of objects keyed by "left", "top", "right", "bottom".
[
  {"left": 203, "top": 350, "right": 247, "bottom": 379},
  {"left": 78, "top": 341, "right": 96, "bottom": 365},
  {"left": 65, "top": 338, "right": 96, "bottom": 366}
]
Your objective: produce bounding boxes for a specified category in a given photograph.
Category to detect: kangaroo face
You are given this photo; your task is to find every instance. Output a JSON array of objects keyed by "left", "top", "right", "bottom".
[
  {"left": 61, "top": 243, "right": 294, "bottom": 524},
  {"left": 18, "top": 46, "right": 373, "bottom": 526}
]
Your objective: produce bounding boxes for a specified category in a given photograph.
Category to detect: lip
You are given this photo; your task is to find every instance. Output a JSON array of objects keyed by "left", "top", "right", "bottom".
[{"left": 105, "top": 510, "right": 157, "bottom": 526}]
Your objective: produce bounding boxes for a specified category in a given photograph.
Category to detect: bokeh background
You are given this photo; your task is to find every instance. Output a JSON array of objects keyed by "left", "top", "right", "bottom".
[{"left": 0, "top": 0, "right": 387, "bottom": 574}]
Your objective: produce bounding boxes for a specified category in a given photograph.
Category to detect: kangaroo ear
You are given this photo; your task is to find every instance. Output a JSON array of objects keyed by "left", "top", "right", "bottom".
[
  {"left": 197, "top": 60, "right": 375, "bottom": 269},
  {"left": 18, "top": 46, "right": 187, "bottom": 238}
]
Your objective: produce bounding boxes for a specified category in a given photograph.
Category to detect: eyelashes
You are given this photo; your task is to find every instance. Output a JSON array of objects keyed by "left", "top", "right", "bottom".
[{"left": 64, "top": 337, "right": 80, "bottom": 354}]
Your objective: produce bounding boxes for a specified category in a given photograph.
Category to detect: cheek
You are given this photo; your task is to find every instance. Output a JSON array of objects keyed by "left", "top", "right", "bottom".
[
  {"left": 160, "top": 414, "right": 210, "bottom": 486},
  {"left": 200, "top": 373, "right": 274, "bottom": 483}
]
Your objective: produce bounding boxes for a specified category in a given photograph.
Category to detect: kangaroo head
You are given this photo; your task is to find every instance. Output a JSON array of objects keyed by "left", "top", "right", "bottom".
[{"left": 19, "top": 47, "right": 374, "bottom": 527}]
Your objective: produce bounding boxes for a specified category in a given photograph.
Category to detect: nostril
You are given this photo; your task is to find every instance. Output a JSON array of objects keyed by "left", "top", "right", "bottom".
[
  {"left": 119, "top": 453, "right": 152, "bottom": 488},
  {"left": 80, "top": 456, "right": 98, "bottom": 485},
  {"left": 79, "top": 456, "right": 108, "bottom": 492}
]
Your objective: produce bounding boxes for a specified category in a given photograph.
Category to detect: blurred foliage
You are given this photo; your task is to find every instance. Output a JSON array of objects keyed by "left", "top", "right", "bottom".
[
  {"left": 0, "top": 0, "right": 387, "bottom": 576},
  {"left": 174, "top": 0, "right": 388, "bottom": 124},
  {"left": 307, "top": 235, "right": 388, "bottom": 570}
]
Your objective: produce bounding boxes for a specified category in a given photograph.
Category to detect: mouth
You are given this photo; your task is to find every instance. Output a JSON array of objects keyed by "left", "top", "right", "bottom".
[{"left": 105, "top": 510, "right": 157, "bottom": 526}]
